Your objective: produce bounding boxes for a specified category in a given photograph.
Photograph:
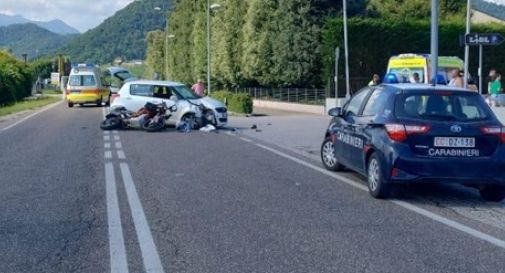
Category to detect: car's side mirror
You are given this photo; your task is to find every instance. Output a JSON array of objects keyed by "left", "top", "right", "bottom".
[
  {"left": 328, "top": 107, "right": 342, "bottom": 117},
  {"left": 170, "top": 95, "right": 178, "bottom": 102}
]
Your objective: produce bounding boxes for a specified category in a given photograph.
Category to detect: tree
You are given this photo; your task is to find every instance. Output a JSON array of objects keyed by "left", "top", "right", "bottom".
[
  {"left": 367, "top": 0, "right": 464, "bottom": 19},
  {"left": 146, "top": 30, "right": 166, "bottom": 79}
]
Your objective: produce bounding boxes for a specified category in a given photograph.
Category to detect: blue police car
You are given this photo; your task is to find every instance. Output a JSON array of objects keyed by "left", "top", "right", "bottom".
[{"left": 321, "top": 84, "right": 505, "bottom": 201}]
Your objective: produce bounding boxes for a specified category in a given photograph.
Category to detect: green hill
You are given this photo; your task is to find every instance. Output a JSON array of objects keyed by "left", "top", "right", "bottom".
[
  {"left": 0, "top": 23, "right": 72, "bottom": 60},
  {"left": 58, "top": 0, "right": 169, "bottom": 64}
]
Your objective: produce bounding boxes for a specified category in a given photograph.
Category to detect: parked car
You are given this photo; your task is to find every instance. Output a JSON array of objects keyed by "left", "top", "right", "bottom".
[
  {"left": 103, "top": 67, "right": 137, "bottom": 103},
  {"left": 66, "top": 64, "right": 111, "bottom": 107},
  {"left": 321, "top": 84, "right": 505, "bottom": 201},
  {"left": 111, "top": 80, "right": 228, "bottom": 127}
]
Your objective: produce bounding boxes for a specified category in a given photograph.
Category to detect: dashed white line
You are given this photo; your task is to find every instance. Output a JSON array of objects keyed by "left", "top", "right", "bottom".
[
  {"left": 117, "top": 150, "right": 126, "bottom": 160},
  {"left": 104, "top": 131, "right": 111, "bottom": 135},
  {"left": 251, "top": 142, "right": 505, "bottom": 250},
  {"left": 114, "top": 135, "right": 120, "bottom": 141},
  {"left": 105, "top": 143, "right": 111, "bottom": 149},
  {"left": 104, "top": 135, "right": 111, "bottom": 141},
  {"left": 105, "top": 151, "right": 112, "bottom": 159},
  {"left": 240, "top": 137, "right": 253, "bottom": 143},
  {"left": 119, "top": 163, "right": 165, "bottom": 273},
  {"left": 105, "top": 163, "right": 129, "bottom": 273},
  {"left": 115, "top": 142, "right": 122, "bottom": 149}
]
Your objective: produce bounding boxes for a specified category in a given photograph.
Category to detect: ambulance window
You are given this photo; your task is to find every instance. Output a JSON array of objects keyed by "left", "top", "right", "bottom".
[{"left": 363, "top": 89, "right": 389, "bottom": 116}]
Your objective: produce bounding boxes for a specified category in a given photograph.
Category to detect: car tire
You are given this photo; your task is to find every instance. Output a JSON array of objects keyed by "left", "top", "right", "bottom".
[
  {"left": 479, "top": 186, "right": 505, "bottom": 202},
  {"left": 105, "top": 96, "right": 111, "bottom": 107},
  {"left": 182, "top": 114, "right": 198, "bottom": 129},
  {"left": 367, "top": 153, "right": 391, "bottom": 199},
  {"left": 68, "top": 102, "right": 74, "bottom": 108},
  {"left": 96, "top": 98, "right": 102, "bottom": 107},
  {"left": 320, "top": 137, "right": 345, "bottom": 171}
]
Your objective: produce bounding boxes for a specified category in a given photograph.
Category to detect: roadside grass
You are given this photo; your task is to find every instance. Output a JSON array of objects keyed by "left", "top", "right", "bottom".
[
  {"left": 0, "top": 96, "right": 61, "bottom": 117},
  {"left": 42, "top": 89, "right": 62, "bottom": 95}
]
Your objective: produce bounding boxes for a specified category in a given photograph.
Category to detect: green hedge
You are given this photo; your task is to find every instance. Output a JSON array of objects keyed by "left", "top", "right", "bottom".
[
  {"left": 210, "top": 91, "right": 253, "bottom": 114},
  {"left": 0, "top": 51, "right": 34, "bottom": 106}
]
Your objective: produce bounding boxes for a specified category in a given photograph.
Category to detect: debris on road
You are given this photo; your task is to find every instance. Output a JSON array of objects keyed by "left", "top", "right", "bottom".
[{"left": 200, "top": 124, "right": 217, "bottom": 132}]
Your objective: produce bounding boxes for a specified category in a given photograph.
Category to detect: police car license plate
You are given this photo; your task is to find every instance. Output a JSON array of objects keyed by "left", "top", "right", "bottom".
[{"left": 434, "top": 137, "right": 475, "bottom": 148}]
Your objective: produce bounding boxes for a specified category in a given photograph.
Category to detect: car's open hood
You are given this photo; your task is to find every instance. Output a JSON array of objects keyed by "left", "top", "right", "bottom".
[{"left": 191, "top": 96, "right": 226, "bottom": 109}]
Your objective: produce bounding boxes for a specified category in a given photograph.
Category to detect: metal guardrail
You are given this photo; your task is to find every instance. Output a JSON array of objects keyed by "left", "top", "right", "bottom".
[{"left": 234, "top": 87, "right": 327, "bottom": 105}]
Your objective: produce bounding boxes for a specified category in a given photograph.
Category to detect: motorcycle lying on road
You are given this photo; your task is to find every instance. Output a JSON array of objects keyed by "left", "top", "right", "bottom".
[{"left": 100, "top": 102, "right": 177, "bottom": 132}]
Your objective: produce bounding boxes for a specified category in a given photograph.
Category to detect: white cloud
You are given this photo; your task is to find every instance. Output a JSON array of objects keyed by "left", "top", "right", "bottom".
[{"left": 0, "top": 0, "right": 135, "bottom": 32}]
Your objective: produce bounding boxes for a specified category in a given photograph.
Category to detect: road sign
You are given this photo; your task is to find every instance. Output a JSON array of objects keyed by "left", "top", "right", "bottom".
[{"left": 465, "top": 33, "right": 504, "bottom": 46}]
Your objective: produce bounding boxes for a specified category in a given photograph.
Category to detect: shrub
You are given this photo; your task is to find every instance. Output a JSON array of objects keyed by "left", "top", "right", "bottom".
[
  {"left": 210, "top": 90, "right": 253, "bottom": 114},
  {"left": 0, "top": 51, "right": 34, "bottom": 106}
]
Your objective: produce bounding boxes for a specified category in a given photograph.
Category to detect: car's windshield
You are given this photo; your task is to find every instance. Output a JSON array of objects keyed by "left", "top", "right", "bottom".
[
  {"left": 68, "top": 75, "right": 96, "bottom": 87},
  {"left": 395, "top": 92, "right": 491, "bottom": 121},
  {"left": 173, "top": 85, "right": 199, "bottom": 99}
]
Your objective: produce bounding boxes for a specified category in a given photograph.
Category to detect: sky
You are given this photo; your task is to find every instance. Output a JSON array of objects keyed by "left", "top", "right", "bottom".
[
  {"left": 0, "top": 0, "right": 135, "bottom": 32},
  {"left": 1, "top": 0, "right": 505, "bottom": 33}
]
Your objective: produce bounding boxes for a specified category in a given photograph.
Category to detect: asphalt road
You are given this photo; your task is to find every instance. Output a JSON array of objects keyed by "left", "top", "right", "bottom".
[{"left": 1, "top": 102, "right": 505, "bottom": 273}]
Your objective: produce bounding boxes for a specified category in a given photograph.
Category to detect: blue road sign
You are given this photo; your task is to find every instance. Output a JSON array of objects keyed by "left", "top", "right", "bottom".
[{"left": 465, "top": 33, "right": 505, "bottom": 46}]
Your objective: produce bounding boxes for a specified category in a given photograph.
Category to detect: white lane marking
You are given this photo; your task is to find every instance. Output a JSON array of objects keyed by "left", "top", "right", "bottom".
[
  {"left": 253, "top": 143, "right": 505, "bottom": 250},
  {"left": 114, "top": 135, "right": 120, "bottom": 141},
  {"left": 225, "top": 131, "right": 236, "bottom": 137},
  {"left": 105, "top": 143, "right": 111, "bottom": 149},
  {"left": 239, "top": 137, "right": 253, "bottom": 143},
  {"left": 119, "top": 163, "right": 165, "bottom": 273},
  {"left": 102, "top": 107, "right": 106, "bottom": 119},
  {"left": 105, "top": 163, "right": 129, "bottom": 273},
  {"left": 104, "top": 135, "right": 111, "bottom": 141},
  {"left": 105, "top": 151, "right": 112, "bottom": 159},
  {"left": 113, "top": 130, "right": 119, "bottom": 135},
  {"left": 117, "top": 150, "right": 126, "bottom": 160},
  {"left": 115, "top": 142, "right": 122, "bottom": 149},
  {"left": 104, "top": 131, "right": 111, "bottom": 135},
  {"left": 1, "top": 100, "right": 63, "bottom": 132}
]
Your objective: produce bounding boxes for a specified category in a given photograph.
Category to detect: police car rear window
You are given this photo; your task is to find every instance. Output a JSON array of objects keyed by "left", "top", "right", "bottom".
[{"left": 395, "top": 92, "right": 490, "bottom": 121}]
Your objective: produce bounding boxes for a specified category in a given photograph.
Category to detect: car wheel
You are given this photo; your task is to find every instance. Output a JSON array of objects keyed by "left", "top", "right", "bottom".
[
  {"left": 105, "top": 96, "right": 111, "bottom": 107},
  {"left": 367, "top": 153, "right": 391, "bottom": 199},
  {"left": 479, "top": 186, "right": 505, "bottom": 202},
  {"left": 320, "top": 137, "right": 345, "bottom": 171},
  {"left": 182, "top": 114, "right": 197, "bottom": 129},
  {"left": 96, "top": 98, "right": 102, "bottom": 107},
  {"left": 68, "top": 102, "right": 74, "bottom": 108}
]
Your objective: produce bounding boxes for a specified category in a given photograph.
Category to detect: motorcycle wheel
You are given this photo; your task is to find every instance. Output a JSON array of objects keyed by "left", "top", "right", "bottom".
[
  {"left": 142, "top": 119, "right": 166, "bottom": 132},
  {"left": 100, "top": 118, "right": 121, "bottom": 130}
]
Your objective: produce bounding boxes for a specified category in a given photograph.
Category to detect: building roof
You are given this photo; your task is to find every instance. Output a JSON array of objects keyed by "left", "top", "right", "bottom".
[{"left": 473, "top": 0, "right": 505, "bottom": 22}]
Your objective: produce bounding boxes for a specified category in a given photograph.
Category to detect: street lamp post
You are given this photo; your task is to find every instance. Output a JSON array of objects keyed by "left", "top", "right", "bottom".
[
  {"left": 430, "top": 0, "right": 439, "bottom": 86},
  {"left": 342, "top": 0, "right": 350, "bottom": 99},
  {"left": 207, "top": 1, "right": 221, "bottom": 95},
  {"left": 464, "top": 0, "right": 472, "bottom": 89}
]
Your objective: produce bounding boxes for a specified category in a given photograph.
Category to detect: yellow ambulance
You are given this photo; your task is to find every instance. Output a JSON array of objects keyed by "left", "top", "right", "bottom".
[{"left": 386, "top": 54, "right": 464, "bottom": 84}]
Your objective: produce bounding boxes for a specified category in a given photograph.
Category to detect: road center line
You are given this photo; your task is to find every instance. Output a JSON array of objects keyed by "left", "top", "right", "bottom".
[
  {"left": 117, "top": 150, "right": 126, "bottom": 160},
  {"left": 105, "top": 151, "right": 112, "bottom": 159},
  {"left": 105, "top": 163, "right": 129, "bottom": 273},
  {"left": 115, "top": 142, "right": 122, "bottom": 149},
  {"left": 119, "top": 163, "right": 165, "bottom": 273},
  {"left": 104, "top": 135, "right": 111, "bottom": 141},
  {"left": 253, "top": 142, "right": 505, "bottom": 250},
  {"left": 104, "top": 143, "right": 111, "bottom": 149},
  {"left": 114, "top": 135, "right": 120, "bottom": 141}
]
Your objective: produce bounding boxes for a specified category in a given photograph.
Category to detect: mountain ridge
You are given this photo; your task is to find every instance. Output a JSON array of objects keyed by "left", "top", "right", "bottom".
[{"left": 0, "top": 13, "right": 79, "bottom": 35}]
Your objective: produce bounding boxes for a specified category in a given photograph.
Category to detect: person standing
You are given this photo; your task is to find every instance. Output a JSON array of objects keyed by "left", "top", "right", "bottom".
[
  {"left": 448, "top": 69, "right": 464, "bottom": 88},
  {"left": 410, "top": 72, "right": 421, "bottom": 83},
  {"left": 368, "top": 74, "right": 381, "bottom": 86},
  {"left": 488, "top": 69, "right": 501, "bottom": 107},
  {"left": 192, "top": 79, "right": 206, "bottom": 97}
]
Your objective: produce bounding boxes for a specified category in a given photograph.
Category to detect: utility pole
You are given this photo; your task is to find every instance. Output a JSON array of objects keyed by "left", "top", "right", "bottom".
[
  {"left": 464, "top": 0, "right": 472, "bottom": 88},
  {"left": 430, "top": 0, "right": 439, "bottom": 86},
  {"left": 335, "top": 47, "right": 340, "bottom": 106},
  {"left": 343, "top": 0, "right": 350, "bottom": 98},
  {"left": 206, "top": 0, "right": 212, "bottom": 95}
]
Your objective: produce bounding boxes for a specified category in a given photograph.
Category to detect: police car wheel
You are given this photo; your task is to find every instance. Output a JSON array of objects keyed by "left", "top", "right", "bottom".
[
  {"left": 479, "top": 186, "right": 505, "bottom": 202},
  {"left": 367, "top": 153, "right": 390, "bottom": 199},
  {"left": 321, "top": 138, "right": 345, "bottom": 171}
]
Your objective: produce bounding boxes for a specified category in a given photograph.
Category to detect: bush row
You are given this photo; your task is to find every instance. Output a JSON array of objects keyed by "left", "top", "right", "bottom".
[
  {"left": 0, "top": 51, "right": 34, "bottom": 106},
  {"left": 210, "top": 91, "right": 253, "bottom": 114}
]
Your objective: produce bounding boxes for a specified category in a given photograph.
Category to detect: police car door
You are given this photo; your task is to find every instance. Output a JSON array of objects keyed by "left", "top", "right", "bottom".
[
  {"left": 340, "top": 88, "right": 371, "bottom": 169},
  {"left": 354, "top": 87, "right": 391, "bottom": 172}
]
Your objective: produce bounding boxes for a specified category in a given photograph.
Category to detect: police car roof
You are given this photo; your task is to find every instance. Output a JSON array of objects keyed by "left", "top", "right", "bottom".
[
  {"left": 127, "top": 79, "right": 185, "bottom": 86},
  {"left": 380, "top": 83, "right": 474, "bottom": 94}
]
